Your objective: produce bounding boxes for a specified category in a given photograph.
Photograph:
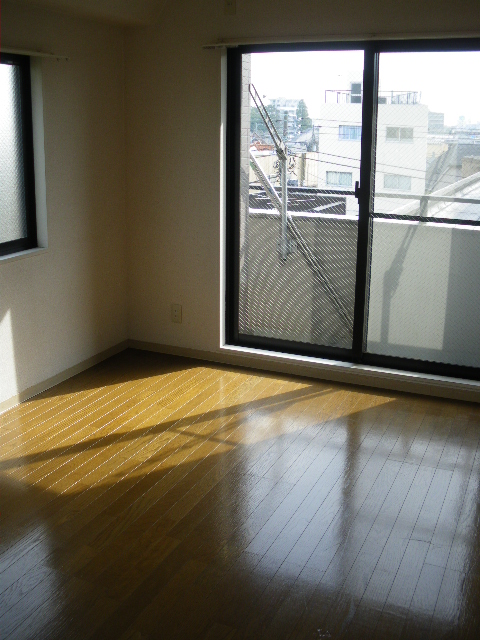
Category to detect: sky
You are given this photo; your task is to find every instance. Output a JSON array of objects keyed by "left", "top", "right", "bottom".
[{"left": 250, "top": 50, "right": 480, "bottom": 126}]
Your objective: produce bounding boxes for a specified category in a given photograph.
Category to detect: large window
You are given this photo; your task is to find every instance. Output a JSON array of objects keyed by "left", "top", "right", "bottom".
[
  {"left": 227, "top": 40, "right": 480, "bottom": 380},
  {"left": 0, "top": 53, "right": 36, "bottom": 257}
]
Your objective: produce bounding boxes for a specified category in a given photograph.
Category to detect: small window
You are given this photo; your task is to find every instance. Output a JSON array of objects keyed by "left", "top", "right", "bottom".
[
  {"left": 339, "top": 125, "right": 362, "bottom": 140},
  {"left": 386, "top": 126, "right": 414, "bottom": 142},
  {"left": 384, "top": 174, "right": 412, "bottom": 191},
  {"left": 400, "top": 127, "right": 413, "bottom": 141},
  {"left": 0, "top": 53, "right": 36, "bottom": 256},
  {"left": 326, "top": 171, "right": 353, "bottom": 187}
]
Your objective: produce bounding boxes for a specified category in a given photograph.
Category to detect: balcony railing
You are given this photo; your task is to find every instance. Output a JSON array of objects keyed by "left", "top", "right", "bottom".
[
  {"left": 325, "top": 90, "right": 361, "bottom": 104},
  {"left": 324, "top": 90, "right": 421, "bottom": 105}
]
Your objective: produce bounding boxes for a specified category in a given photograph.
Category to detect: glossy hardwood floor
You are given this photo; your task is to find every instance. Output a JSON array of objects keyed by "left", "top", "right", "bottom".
[{"left": 1, "top": 349, "right": 480, "bottom": 640}]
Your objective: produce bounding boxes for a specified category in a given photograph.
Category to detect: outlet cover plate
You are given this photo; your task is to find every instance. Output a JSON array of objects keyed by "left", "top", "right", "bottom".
[
  {"left": 171, "top": 304, "right": 182, "bottom": 323},
  {"left": 225, "top": 0, "right": 236, "bottom": 16}
]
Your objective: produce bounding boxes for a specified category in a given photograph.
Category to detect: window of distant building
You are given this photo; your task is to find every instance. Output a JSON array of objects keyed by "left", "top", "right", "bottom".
[
  {"left": 326, "top": 171, "right": 353, "bottom": 187},
  {"left": 0, "top": 53, "right": 37, "bottom": 257},
  {"left": 339, "top": 125, "right": 362, "bottom": 140},
  {"left": 386, "top": 126, "right": 414, "bottom": 142},
  {"left": 383, "top": 174, "right": 412, "bottom": 191}
]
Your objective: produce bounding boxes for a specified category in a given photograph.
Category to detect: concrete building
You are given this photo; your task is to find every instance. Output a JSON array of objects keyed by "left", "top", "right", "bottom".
[
  {"left": 428, "top": 111, "right": 445, "bottom": 133},
  {"left": 317, "top": 93, "right": 428, "bottom": 215},
  {"left": 270, "top": 97, "right": 301, "bottom": 138}
]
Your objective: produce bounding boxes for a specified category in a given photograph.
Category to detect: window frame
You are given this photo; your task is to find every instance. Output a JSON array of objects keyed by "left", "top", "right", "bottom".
[
  {"left": 225, "top": 37, "right": 480, "bottom": 382},
  {"left": 0, "top": 52, "right": 37, "bottom": 257}
]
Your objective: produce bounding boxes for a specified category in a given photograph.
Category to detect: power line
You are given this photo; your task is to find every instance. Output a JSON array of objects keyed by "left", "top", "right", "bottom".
[
  {"left": 250, "top": 153, "right": 470, "bottom": 193},
  {"left": 253, "top": 109, "right": 480, "bottom": 133},
  {"left": 292, "top": 151, "right": 432, "bottom": 176},
  {"left": 252, "top": 144, "right": 476, "bottom": 178}
]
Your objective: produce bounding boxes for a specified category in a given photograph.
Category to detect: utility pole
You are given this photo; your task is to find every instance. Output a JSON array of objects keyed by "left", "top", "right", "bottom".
[
  {"left": 249, "top": 84, "right": 291, "bottom": 260},
  {"left": 281, "top": 112, "right": 289, "bottom": 259},
  {"left": 299, "top": 153, "right": 306, "bottom": 187}
]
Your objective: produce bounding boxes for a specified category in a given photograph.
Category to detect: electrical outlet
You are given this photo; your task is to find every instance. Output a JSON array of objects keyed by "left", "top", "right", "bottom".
[
  {"left": 171, "top": 304, "right": 182, "bottom": 324},
  {"left": 225, "top": 0, "right": 236, "bottom": 16}
]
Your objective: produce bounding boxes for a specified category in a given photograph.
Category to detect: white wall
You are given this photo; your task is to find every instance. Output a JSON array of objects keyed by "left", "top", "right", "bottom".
[
  {"left": 0, "top": 1, "right": 127, "bottom": 405},
  {"left": 2, "top": 0, "right": 480, "bottom": 407},
  {"left": 124, "top": 0, "right": 480, "bottom": 355}
]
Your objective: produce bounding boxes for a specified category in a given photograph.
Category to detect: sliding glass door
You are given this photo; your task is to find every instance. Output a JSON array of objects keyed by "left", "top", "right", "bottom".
[
  {"left": 226, "top": 40, "right": 480, "bottom": 379},
  {"left": 365, "top": 50, "right": 480, "bottom": 372},
  {"left": 231, "top": 47, "right": 366, "bottom": 356}
]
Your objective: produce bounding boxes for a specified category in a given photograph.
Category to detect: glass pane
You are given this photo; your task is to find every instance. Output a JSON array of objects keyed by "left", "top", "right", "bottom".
[
  {"left": 366, "top": 218, "right": 480, "bottom": 367},
  {"left": 366, "top": 51, "right": 480, "bottom": 368},
  {"left": 238, "top": 50, "right": 364, "bottom": 349},
  {"left": 0, "top": 62, "right": 27, "bottom": 244},
  {"left": 373, "top": 51, "right": 480, "bottom": 222}
]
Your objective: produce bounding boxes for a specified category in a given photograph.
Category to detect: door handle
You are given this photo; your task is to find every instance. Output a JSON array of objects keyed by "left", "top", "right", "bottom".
[{"left": 354, "top": 180, "right": 361, "bottom": 201}]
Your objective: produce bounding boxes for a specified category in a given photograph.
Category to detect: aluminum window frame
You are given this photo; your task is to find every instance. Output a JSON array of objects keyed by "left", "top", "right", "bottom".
[
  {"left": 0, "top": 53, "right": 37, "bottom": 257},
  {"left": 225, "top": 38, "right": 480, "bottom": 382}
]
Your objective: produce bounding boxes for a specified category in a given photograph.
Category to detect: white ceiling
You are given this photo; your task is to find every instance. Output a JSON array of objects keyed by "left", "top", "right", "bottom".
[{"left": 6, "top": 0, "right": 170, "bottom": 25}]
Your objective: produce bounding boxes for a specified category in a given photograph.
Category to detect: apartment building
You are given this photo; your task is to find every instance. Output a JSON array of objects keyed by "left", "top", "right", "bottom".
[{"left": 317, "top": 90, "right": 428, "bottom": 215}]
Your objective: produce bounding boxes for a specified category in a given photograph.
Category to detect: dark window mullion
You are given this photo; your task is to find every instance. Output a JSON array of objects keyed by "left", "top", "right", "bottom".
[
  {"left": 225, "top": 48, "right": 242, "bottom": 345},
  {"left": 19, "top": 57, "right": 37, "bottom": 248},
  {"left": 352, "top": 44, "right": 378, "bottom": 361}
]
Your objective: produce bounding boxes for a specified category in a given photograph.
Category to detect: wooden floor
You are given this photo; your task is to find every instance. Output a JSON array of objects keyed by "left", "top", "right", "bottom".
[{"left": 1, "top": 350, "right": 480, "bottom": 640}]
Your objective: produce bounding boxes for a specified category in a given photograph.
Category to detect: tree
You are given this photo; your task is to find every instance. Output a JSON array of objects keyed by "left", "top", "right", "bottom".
[
  {"left": 250, "top": 104, "right": 281, "bottom": 141},
  {"left": 296, "top": 99, "right": 312, "bottom": 132}
]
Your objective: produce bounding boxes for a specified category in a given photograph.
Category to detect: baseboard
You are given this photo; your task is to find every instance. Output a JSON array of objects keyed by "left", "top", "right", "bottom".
[
  {"left": 0, "top": 340, "right": 129, "bottom": 415},
  {"left": 3, "top": 338, "right": 477, "bottom": 415},
  {"left": 128, "top": 339, "right": 480, "bottom": 404}
]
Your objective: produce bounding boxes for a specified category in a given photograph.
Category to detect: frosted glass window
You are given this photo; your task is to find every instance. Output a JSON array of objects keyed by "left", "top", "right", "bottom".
[{"left": 0, "top": 63, "right": 27, "bottom": 243}]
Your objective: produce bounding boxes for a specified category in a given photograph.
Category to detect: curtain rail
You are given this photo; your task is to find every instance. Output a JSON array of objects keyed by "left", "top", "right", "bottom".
[
  {"left": 1, "top": 47, "right": 68, "bottom": 60},
  {"left": 203, "top": 32, "right": 480, "bottom": 49}
]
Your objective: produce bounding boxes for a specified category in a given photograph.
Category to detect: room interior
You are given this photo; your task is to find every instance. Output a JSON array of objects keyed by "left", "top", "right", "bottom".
[{"left": 1, "top": 0, "right": 480, "bottom": 638}]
